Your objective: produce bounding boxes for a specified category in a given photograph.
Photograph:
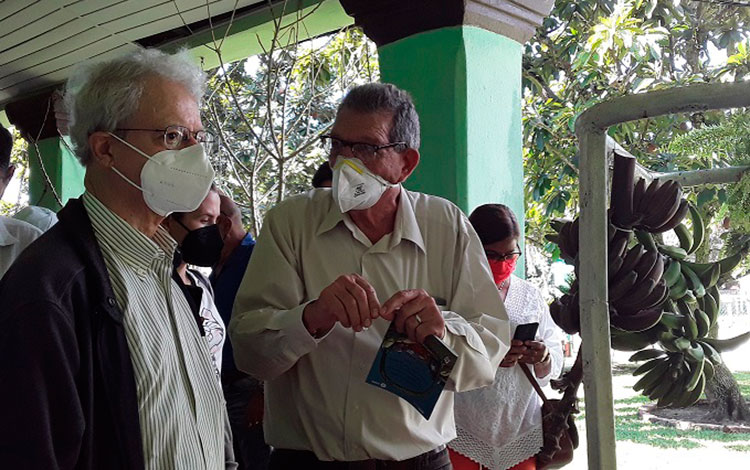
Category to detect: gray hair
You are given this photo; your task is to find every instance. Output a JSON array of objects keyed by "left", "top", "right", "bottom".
[
  {"left": 339, "top": 83, "right": 421, "bottom": 150},
  {"left": 65, "top": 47, "right": 206, "bottom": 166}
]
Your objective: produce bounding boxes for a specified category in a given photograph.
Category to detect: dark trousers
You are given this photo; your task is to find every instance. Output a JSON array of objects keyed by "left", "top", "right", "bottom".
[
  {"left": 224, "top": 375, "right": 271, "bottom": 470},
  {"left": 269, "top": 447, "right": 452, "bottom": 470}
]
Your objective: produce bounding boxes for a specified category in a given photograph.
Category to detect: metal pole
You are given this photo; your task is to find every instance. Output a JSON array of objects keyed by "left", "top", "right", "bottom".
[{"left": 577, "top": 129, "right": 617, "bottom": 469}]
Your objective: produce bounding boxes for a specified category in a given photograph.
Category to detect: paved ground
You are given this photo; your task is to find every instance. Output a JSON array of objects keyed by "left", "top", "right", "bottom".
[{"left": 551, "top": 356, "right": 750, "bottom": 469}]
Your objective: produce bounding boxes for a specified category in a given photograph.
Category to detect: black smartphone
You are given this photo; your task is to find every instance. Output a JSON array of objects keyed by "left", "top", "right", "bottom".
[{"left": 513, "top": 322, "right": 539, "bottom": 342}]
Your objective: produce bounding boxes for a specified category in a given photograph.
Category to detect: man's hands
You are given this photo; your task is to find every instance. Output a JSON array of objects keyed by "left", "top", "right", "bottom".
[
  {"left": 303, "top": 279, "right": 445, "bottom": 344},
  {"left": 500, "top": 340, "right": 548, "bottom": 368},
  {"left": 380, "top": 289, "right": 445, "bottom": 343},
  {"left": 303, "top": 274, "right": 380, "bottom": 336}
]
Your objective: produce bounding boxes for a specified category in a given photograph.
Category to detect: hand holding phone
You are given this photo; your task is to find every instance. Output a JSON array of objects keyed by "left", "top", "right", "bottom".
[{"left": 513, "top": 322, "right": 539, "bottom": 342}]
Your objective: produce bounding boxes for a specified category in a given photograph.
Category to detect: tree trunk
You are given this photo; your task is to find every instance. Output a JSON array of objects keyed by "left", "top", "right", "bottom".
[{"left": 703, "top": 361, "right": 749, "bottom": 422}]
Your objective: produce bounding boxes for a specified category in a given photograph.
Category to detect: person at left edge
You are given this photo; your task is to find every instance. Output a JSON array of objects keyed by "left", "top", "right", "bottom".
[
  {"left": 0, "top": 48, "right": 236, "bottom": 470},
  {"left": 0, "top": 124, "right": 42, "bottom": 278}
]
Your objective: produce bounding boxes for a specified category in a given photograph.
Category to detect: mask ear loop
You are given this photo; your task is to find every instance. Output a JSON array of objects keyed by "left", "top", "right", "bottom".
[{"left": 106, "top": 132, "right": 157, "bottom": 197}]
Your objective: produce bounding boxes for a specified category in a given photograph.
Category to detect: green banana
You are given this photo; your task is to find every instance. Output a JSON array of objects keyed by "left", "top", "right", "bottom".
[
  {"left": 708, "top": 285, "right": 721, "bottom": 312},
  {"left": 687, "top": 202, "right": 705, "bottom": 255},
  {"left": 659, "top": 244, "right": 688, "bottom": 260},
  {"left": 685, "top": 343, "right": 706, "bottom": 363},
  {"left": 629, "top": 349, "right": 666, "bottom": 362},
  {"left": 680, "top": 260, "right": 713, "bottom": 278},
  {"left": 635, "top": 230, "right": 658, "bottom": 252},
  {"left": 702, "top": 291, "right": 719, "bottom": 327},
  {"left": 633, "top": 356, "right": 666, "bottom": 376},
  {"left": 684, "top": 358, "right": 705, "bottom": 392},
  {"left": 668, "top": 273, "right": 688, "bottom": 300},
  {"left": 675, "top": 373, "right": 705, "bottom": 407},
  {"left": 634, "top": 359, "right": 670, "bottom": 392},
  {"left": 663, "top": 259, "right": 682, "bottom": 288},
  {"left": 649, "top": 374, "right": 676, "bottom": 400},
  {"left": 699, "top": 263, "right": 721, "bottom": 290},
  {"left": 657, "top": 376, "right": 687, "bottom": 407},
  {"left": 674, "top": 223, "right": 693, "bottom": 253},
  {"left": 658, "top": 329, "right": 678, "bottom": 346},
  {"left": 683, "top": 310, "right": 699, "bottom": 341},
  {"left": 718, "top": 250, "right": 744, "bottom": 277},
  {"left": 674, "top": 337, "right": 692, "bottom": 351},
  {"left": 659, "top": 311, "right": 686, "bottom": 330},
  {"left": 703, "top": 358, "right": 715, "bottom": 382},
  {"left": 698, "top": 341, "right": 722, "bottom": 364},
  {"left": 694, "top": 309, "right": 711, "bottom": 339},
  {"left": 704, "top": 331, "right": 750, "bottom": 353},
  {"left": 681, "top": 264, "right": 706, "bottom": 298}
]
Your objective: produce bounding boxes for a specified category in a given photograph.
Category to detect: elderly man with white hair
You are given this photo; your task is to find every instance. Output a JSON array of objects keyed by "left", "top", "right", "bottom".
[{"left": 0, "top": 48, "right": 236, "bottom": 470}]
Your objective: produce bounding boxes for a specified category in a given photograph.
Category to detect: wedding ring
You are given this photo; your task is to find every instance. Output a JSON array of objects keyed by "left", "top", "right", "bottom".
[{"left": 415, "top": 314, "right": 423, "bottom": 324}]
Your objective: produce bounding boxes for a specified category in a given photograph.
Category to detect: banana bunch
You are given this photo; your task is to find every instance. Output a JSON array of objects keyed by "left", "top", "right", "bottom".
[
  {"left": 629, "top": 346, "right": 717, "bottom": 407},
  {"left": 545, "top": 151, "right": 750, "bottom": 409},
  {"left": 631, "top": 178, "right": 687, "bottom": 233}
]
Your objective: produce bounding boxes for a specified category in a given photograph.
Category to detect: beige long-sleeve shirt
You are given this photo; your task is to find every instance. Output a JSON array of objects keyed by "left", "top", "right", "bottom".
[{"left": 230, "top": 187, "right": 510, "bottom": 462}]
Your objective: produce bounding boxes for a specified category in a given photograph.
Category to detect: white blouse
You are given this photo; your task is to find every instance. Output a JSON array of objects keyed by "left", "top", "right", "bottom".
[
  {"left": 186, "top": 270, "right": 226, "bottom": 375},
  {"left": 449, "top": 275, "right": 564, "bottom": 469}
]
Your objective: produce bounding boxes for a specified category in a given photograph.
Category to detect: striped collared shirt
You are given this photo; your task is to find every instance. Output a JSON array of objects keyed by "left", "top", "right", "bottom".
[{"left": 83, "top": 193, "right": 225, "bottom": 470}]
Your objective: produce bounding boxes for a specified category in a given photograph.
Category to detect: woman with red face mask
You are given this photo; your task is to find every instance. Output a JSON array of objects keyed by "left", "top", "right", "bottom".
[{"left": 447, "top": 204, "right": 564, "bottom": 470}]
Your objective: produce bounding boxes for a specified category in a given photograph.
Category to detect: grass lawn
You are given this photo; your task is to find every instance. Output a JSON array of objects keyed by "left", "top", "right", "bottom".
[{"left": 575, "top": 370, "right": 750, "bottom": 451}]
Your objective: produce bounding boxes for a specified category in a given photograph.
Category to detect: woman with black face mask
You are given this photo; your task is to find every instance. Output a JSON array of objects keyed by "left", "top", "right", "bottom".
[{"left": 164, "top": 186, "right": 228, "bottom": 377}]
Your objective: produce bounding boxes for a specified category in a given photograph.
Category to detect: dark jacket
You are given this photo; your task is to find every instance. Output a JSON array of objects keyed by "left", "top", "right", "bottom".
[{"left": 0, "top": 198, "right": 145, "bottom": 469}]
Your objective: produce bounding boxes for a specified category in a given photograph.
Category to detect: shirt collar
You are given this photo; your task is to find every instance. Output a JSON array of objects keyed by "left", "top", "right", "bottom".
[
  {"left": 0, "top": 216, "right": 18, "bottom": 246},
  {"left": 0, "top": 217, "right": 20, "bottom": 247},
  {"left": 82, "top": 192, "right": 177, "bottom": 274},
  {"left": 392, "top": 189, "right": 425, "bottom": 253},
  {"left": 316, "top": 188, "right": 425, "bottom": 254}
]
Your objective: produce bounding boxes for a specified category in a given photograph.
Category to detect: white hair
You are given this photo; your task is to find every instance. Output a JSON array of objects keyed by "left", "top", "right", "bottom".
[{"left": 65, "top": 47, "right": 206, "bottom": 166}]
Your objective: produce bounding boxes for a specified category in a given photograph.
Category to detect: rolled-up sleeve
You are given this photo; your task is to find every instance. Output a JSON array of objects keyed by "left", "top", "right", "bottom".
[
  {"left": 229, "top": 207, "right": 320, "bottom": 381},
  {"left": 441, "top": 216, "right": 511, "bottom": 392}
]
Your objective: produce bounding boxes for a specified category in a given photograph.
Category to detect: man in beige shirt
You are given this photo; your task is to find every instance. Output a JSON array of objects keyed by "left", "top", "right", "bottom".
[{"left": 231, "top": 83, "right": 510, "bottom": 469}]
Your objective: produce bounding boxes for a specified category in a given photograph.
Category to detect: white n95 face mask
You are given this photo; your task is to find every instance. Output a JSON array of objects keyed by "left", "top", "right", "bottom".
[
  {"left": 331, "top": 156, "right": 398, "bottom": 213},
  {"left": 108, "top": 133, "right": 215, "bottom": 216}
]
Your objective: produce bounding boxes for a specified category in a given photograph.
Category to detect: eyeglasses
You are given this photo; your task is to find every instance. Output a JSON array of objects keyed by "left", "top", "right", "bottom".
[
  {"left": 115, "top": 125, "right": 216, "bottom": 152},
  {"left": 319, "top": 135, "right": 407, "bottom": 160},
  {"left": 485, "top": 246, "right": 522, "bottom": 262}
]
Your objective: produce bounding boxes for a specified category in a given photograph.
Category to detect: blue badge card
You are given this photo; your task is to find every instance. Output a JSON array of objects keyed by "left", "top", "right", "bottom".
[{"left": 366, "top": 322, "right": 458, "bottom": 419}]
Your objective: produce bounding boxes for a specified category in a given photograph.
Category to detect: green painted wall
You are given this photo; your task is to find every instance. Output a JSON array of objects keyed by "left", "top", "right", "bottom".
[
  {"left": 378, "top": 26, "right": 525, "bottom": 273},
  {"left": 28, "top": 136, "right": 85, "bottom": 210}
]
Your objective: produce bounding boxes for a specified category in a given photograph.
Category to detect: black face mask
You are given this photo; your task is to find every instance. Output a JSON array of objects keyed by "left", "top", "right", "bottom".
[{"left": 176, "top": 219, "right": 224, "bottom": 267}]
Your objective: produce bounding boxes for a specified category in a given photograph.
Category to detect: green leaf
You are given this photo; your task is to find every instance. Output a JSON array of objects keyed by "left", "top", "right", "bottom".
[{"left": 696, "top": 188, "right": 717, "bottom": 207}]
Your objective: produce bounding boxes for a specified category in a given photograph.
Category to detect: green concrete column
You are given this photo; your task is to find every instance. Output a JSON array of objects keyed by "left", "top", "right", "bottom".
[
  {"left": 378, "top": 26, "right": 524, "bottom": 270},
  {"left": 27, "top": 136, "right": 85, "bottom": 209}
]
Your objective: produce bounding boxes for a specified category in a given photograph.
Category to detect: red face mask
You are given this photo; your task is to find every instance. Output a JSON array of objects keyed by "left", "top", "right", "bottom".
[{"left": 489, "top": 258, "right": 517, "bottom": 285}]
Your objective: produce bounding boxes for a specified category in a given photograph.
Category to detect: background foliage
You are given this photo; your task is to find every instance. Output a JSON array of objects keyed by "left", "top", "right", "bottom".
[{"left": 522, "top": 0, "right": 750, "bottom": 277}]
